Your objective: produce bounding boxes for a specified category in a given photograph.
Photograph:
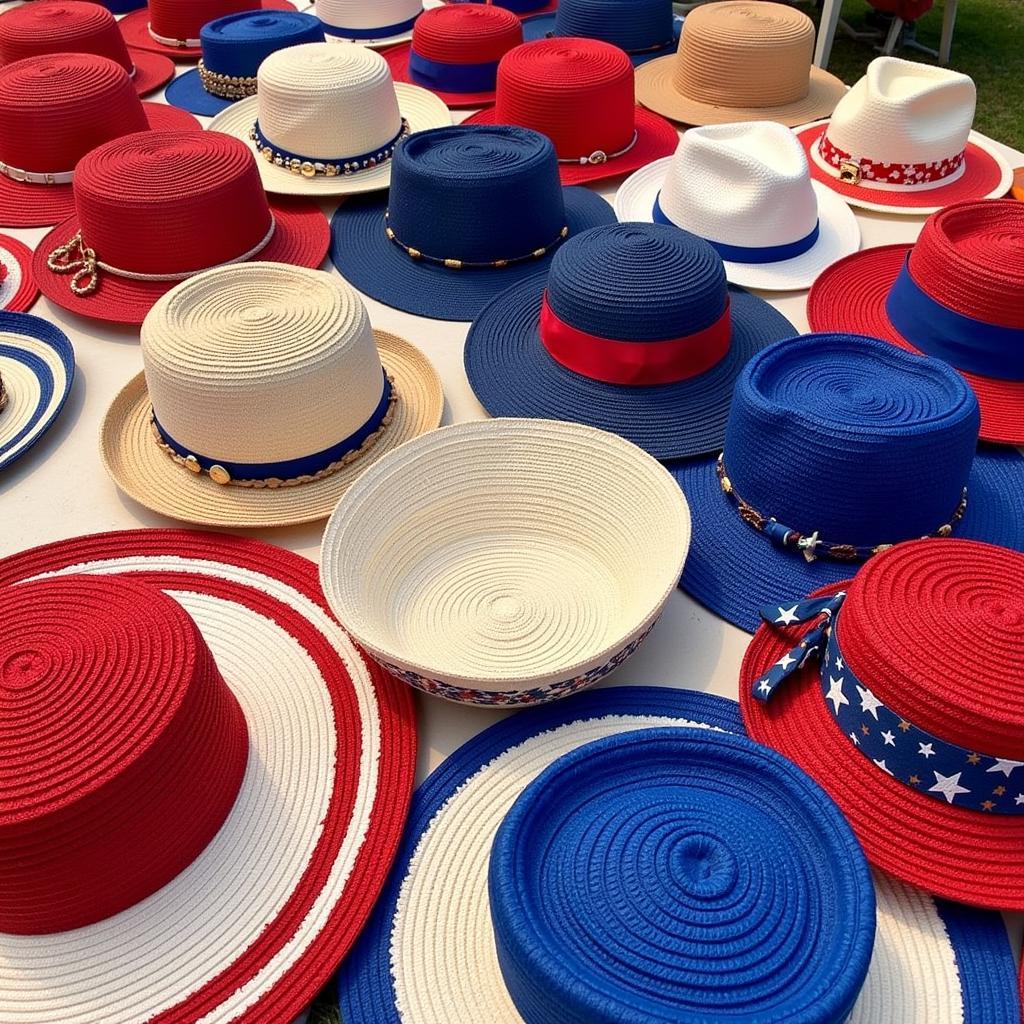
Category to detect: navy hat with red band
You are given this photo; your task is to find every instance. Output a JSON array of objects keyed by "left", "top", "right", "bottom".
[{"left": 464, "top": 222, "right": 797, "bottom": 460}]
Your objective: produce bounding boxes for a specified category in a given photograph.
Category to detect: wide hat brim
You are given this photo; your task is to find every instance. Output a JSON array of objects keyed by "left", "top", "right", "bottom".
[
  {"left": 635, "top": 58, "right": 846, "bottom": 127},
  {"left": 126, "top": 46, "right": 176, "bottom": 95},
  {"left": 0, "top": 234, "right": 40, "bottom": 313},
  {"left": 330, "top": 188, "right": 614, "bottom": 321},
  {"left": 463, "top": 271, "right": 797, "bottom": 459},
  {"left": 741, "top": 581, "right": 1024, "bottom": 910},
  {"left": 796, "top": 121, "right": 1014, "bottom": 215},
  {"left": 615, "top": 159, "right": 861, "bottom": 291},
  {"left": 0, "top": 101, "right": 201, "bottom": 229},
  {"left": 117, "top": 0, "right": 297, "bottom": 60},
  {"left": 381, "top": 41, "right": 499, "bottom": 108},
  {"left": 0, "top": 528, "right": 417, "bottom": 1024},
  {"left": 32, "top": 196, "right": 329, "bottom": 326},
  {"left": 0, "top": 311, "right": 74, "bottom": 472},
  {"left": 462, "top": 105, "right": 680, "bottom": 186},
  {"left": 100, "top": 330, "right": 444, "bottom": 527},
  {"left": 807, "top": 243, "right": 1024, "bottom": 446},
  {"left": 520, "top": 12, "right": 683, "bottom": 66},
  {"left": 671, "top": 444, "right": 1024, "bottom": 633},
  {"left": 207, "top": 84, "right": 452, "bottom": 196},
  {"left": 164, "top": 66, "right": 238, "bottom": 116},
  {"left": 335, "top": 684, "right": 1021, "bottom": 1023}
]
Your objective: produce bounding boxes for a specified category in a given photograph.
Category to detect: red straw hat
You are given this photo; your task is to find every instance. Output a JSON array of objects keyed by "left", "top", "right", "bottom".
[
  {"left": 808, "top": 199, "right": 1024, "bottom": 446},
  {"left": 119, "top": 0, "right": 297, "bottom": 61},
  {"left": 0, "top": 1, "right": 174, "bottom": 96},
  {"left": 382, "top": 3, "right": 523, "bottom": 107},
  {"left": 0, "top": 54, "right": 199, "bottom": 229},
  {"left": 741, "top": 537, "right": 1024, "bottom": 911},
  {"left": 33, "top": 130, "right": 330, "bottom": 326},
  {"left": 463, "top": 38, "right": 679, "bottom": 185},
  {"left": 0, "top": 528, "right": 416, "bottom": 1023}
]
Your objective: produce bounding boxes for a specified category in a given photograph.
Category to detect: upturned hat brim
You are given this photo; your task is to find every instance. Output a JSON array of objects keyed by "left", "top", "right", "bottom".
[
  {"left": 463, "top": 271, "right": 796, "bottom": 460},
  {"left": 615, "top": 160, "right": 860, "bottom": 291},
  {"left": 329, "top": 187, "right": 615, "bottom": 321},
  {"left": 0, "top": 234, "right": 40, "bottom": 313},
  {"left": 671, "top": 445, "right": 1024, "bottom": 633},
  {"left": 0, "top": 101, "right": 201, "bottom": 229},
  {"left": 519, "top": 12, "right": 683, "bottom": 66},
  {"left": 636, "top": 58, "right": 847, "bottom": 127},
  {"left": 0, "top": 529, "right": 418, "bottom": 1024},
  {"left": 808, "top": 244, "right": 1024, "bottom": 446},
  {"left": 796, "top": 121, "right": 1014, "bottom": 215},
  {"left": 462, "top": 105, "right": 680, "bottom": 186},
  {"left": 206, "top": 83, "right": 452, "bottom": 196},
  {"left": 126, "top": 47, "right": 176, "bottom": 95}
]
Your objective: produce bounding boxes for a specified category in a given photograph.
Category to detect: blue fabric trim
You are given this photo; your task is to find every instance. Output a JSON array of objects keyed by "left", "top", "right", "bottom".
[
  {"left": 886, "top": 257, "right": 1024, "bottom": 381},
  {"left": 408, "top": 51, "right": 500, "bottom": 93},
  {"left": 251, "top": 120, "right": 405, "bottom": 172},
  {"left": 153, "top": 373, "right": 391, "bottom": 482},
  {"left": 321, "top": 12, "right": 419, "bottom": 37}
]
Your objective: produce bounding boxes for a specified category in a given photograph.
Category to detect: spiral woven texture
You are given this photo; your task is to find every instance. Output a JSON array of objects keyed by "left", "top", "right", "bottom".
[
  {"left": 413, "top": 4, "right": 521, "bottom": 62},
  {"left": 0, "top": 2, "right": 134, "bottom": 71},
  {"left": 316, "top": 0, "right": 423, "bottom": 32},
  {"left": 552, "top": 0, "right": 675, "bottom": 52}
]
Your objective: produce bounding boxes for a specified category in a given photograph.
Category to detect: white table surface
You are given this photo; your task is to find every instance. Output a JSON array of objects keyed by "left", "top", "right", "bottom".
[{"left": 1, "top": 69, "right": 1021, "bottom": 970}]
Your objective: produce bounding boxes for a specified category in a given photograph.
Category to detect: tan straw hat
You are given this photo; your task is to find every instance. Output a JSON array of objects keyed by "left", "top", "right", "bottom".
[
  {"left": 636, "top": 1, "right": 846, "bottom": 127},
  {"left": 100, "top": 261, "right": 443, "bottom": 527}
]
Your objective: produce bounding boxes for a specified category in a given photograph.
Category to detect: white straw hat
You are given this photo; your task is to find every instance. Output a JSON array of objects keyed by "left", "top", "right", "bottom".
[
  {"left": 313, "top": 0, "right": 443, "bottom": 47},
  {"left": 207, "top": 42, "right": 450, "bottom": 196},
  {"left": 615, "top": 122, "right": 860, "bottom": 291},
  {"left": 100, "top": 261, "right": 443, "bottom": 527},
  {"left": 319, "top": 418, "right": 691, "bottom": 707}
]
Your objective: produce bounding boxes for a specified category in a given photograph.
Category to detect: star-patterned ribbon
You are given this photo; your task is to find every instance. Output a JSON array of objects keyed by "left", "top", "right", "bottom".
[{"left": 753, "top": 596, "right": 1024, "bottom": 814}]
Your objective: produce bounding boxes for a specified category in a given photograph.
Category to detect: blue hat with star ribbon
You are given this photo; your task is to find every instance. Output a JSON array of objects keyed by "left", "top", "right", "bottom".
[
  {"left": 671, "top": 332, "right": 1024, "bottom": 633},
  {"left": 332, "top": 685, "right": 1022, "bottom": 1024}
]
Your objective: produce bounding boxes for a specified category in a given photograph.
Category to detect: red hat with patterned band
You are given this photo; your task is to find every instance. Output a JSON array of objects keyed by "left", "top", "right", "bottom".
[{"left": 741, "top": 537, "right": 1024, "bottom": 911}]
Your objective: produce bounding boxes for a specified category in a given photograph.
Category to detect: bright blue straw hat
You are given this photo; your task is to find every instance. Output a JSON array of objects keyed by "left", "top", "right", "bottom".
[
  {"left": 334, "top": 685, "right": 1021, "bottom": 1024},
  {"left": 164, "top": 11, "right": 325, "bottom": 116},
  {"left": 329, "top": 124, "right": 615, "bottom": 322},
  {"left": 464, "top": 222, "right": 796, "bottom": 460},
  {"left": 672, "top": 332, "right": 1024, "bottom": 632},
  {"left": 522, "top": 0, "right": 683, "bottom": 66}
]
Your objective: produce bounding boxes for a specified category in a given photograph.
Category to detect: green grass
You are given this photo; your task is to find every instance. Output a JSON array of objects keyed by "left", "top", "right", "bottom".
[{"left": 815, "top": 0, "right": 1024, "bottom": 146}]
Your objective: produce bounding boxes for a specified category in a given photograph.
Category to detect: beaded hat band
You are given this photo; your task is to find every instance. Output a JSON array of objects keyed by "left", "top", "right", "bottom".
[
  {"left": 198, "top": 59, "right": 257, "bottom": 100},
  {"left": 250, "top": 119, "right": 409, "bottom": 179},
  {"left": 0, "top": 370, "right": 7, "bottom": 415}
]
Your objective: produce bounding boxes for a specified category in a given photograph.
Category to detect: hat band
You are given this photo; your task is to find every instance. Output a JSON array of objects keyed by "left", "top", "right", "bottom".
[
  {"left": 250, "top": 119, "right": 409, "bottom": 177},
  {"left": 151, "top": 371, "right": 395, "bottom": 487},
  {"left": 0, "top": 159, "right": 74, "bottom": 186},
  {"left": 886, "top": 256, "right": 1024, "bottom": 382},
  {"left": 717, "top": 454, "right": 969, "bottom": 562},
  {"left": 0, "top": 370, "right": 6, "bottom": 415},
  {"left": 148, "top": 24, "right": 201, "bottom": 47},
  {"left": 198, "top": 59, "right": 257, "bottom": 99},
  {"left": 654, "top": 194, "right": 821, "bottom": 264},
  {"left": 321, "top": 11, "right": 420, "bottom": 37},
  {"left": 408, "top": 51, "right": 500, "bottom": 94},
  {"left": 539, "top": 291, "right": 731, "bottom": 386},
  {"left": 385, "top": 212, "right": 569, "bottom": 269},
  {"left": 45, "top": 219, "right": 276, "bottom": 297},
  {"left": 817, "top": 133, "right": 966, "bottom": 191},
  {"left": 559, "top": 130, "right": 638, "bottom": 167},
  {"left": 752, "top": 593, "right": 1024, "bottom": 815}
]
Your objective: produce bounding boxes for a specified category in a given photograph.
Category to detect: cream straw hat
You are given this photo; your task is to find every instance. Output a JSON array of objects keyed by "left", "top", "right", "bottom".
[
  {"left": 100, "top": 261, "right": 443, "bottom": 528},
  {"left": 313, "top": 0, "right": 443, "bottom": 47},
  {"left": 207, "top": 42, "right": 450, "bottom": 197},
  {"left": 319, "top": 418, "right": 691, "bottom": 707}
]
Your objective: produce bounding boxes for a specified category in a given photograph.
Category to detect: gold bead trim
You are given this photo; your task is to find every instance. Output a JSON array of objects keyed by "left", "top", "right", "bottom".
[
  {"left": 150, "top": 376, "right": 398, "bottom": 489},
  {"left": 249, "top": 119, "right": 410, "bottom": 178},
  {"left": 0, "top": 372, "right": 7, "bottom": 416},
  {"left": 198, "top": 60, "right": 258, "bottom": 100}
]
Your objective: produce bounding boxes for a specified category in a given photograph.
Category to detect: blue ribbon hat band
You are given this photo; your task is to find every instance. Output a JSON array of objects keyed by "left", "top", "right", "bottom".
[
  {"left": 407, "top": 51, "right": 501, "bottom": 93},
  {"left": 321, "top": 11, "right": 421, "bottom": 38}
]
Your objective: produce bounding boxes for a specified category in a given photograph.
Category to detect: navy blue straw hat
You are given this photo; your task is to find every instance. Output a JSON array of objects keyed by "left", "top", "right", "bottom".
[
  {"left": 672, "top": 332, "right": 1024, "bottom": 633},
  {"left": 464, "top": 222, "right": 796, "bottom": 460},
  {"left": 522, "top": 0, "right": 683, "bottom": 66},
  {"left": 333, "top": 685, "right": 1022, "bottom": 1024},
  {"left": 329, "top": 124, "right": 615, "bottom": 321},
  {"left": 164, "top": 11, "right": 325, "bottom": 116},
  {"left": 96, "top": 0, "right": 147, "bottom": 13}
]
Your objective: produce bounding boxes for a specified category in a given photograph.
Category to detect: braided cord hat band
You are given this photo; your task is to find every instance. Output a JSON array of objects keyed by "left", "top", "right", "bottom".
[{"left": 250, "top": 119, "right": 409, "bottom": 179}]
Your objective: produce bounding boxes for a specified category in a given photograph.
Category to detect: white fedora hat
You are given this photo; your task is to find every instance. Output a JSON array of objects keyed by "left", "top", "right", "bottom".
[
  {"left": 207, "top": 42, "right": 450, "bottom": 196},
  {"left": 796, "top": 57, "right": 1012, "bottom": 215},
  {"left": 100, "top": 261, "right": 444, "bottom": 528},
  {"left": 615, "top": 121, "right": 861, "bottom": 291},
  {"left": 319, "top": 419, "right": 691, "bottom": 707},
  {"left": 312, "top": 0, "right": 443, "bottom": 47}
]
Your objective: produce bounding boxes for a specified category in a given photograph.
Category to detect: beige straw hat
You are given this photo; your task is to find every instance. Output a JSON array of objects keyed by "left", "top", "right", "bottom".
[
  {"left": 636, "top": 1, "right": 847, "bottom": 127},
  {"left": 100, "top": 261, "right": 444, "bottom": 528},
  {"left": 319, "top": 418, "right": 691, "bottom": 707},
  {"left": 207, "top": 42, "right": 451, "bottom": 196}
]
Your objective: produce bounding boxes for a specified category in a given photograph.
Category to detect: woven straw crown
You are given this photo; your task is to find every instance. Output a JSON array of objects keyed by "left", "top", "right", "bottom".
[
  {"left": 316, "top": 0, "right": 422, "bottom": 33},
  {"left": 492, "top": 39, "right": 636, "bottom": 160},
  {"left": 824, "top": 57, "right": 975, "bottom": 167},
  {"left": 0, "top": 575, "right": 248, "bottom": 935},
  {"left": 660, "top": 122, "right": 819, "bottom": 250},
  {"left": 255, "top": 43, "right": 404, "bottom": 162},
  {"left": 673, "top": 1, "right": 816, "bottom": 107},
  {"left": 142, "top": 262, "right": 388, "bottom": 465},
  {"left": 411, "top": 5, "right": 522, "bottom": 63},
  {"left": 200, "top": 11, "right": 325, "bottom": 77},
  {"left": 146, "top": 0, "right": 265, "bottom": 43},
  {"left": 0, "top": 2, "right": 135, "bottom": 73},
  {"left": 0, "top": 55, "right": 149, "bottom": 175},
  {"left": 553, "top": 0, "right": 676, "bottom": 52},
  {"left": 723, "top": 334, "right": 980, "bottom": 547}
]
